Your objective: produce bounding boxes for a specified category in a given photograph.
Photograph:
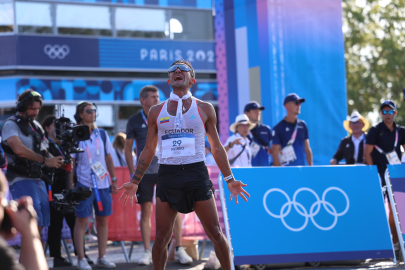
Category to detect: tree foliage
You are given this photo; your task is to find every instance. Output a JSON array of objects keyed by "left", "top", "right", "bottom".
[{"left": 343, "top": 0, "right": 405, "bottom": 124}]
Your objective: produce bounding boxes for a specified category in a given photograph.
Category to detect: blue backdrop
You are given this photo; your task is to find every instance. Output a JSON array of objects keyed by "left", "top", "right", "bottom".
[{"left": 223, "top": 166, "right": 393, "bottom": 264}]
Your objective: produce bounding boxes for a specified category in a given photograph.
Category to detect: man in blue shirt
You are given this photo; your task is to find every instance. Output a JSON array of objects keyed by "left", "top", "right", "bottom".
[
  {"left": 272, "top": 93, "right": 313, "bottom": 166},
  {"left": 244, "top": 101, "right": 272, "bottom": 166}
]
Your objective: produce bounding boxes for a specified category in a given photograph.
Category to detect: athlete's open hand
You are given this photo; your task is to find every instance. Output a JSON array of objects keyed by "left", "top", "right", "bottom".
[
  {"left": 227, "top": 180, "right": 250, "bottom": 204},
  {"left": 117, "top": 182, "right": 138, "bottom": 206}
]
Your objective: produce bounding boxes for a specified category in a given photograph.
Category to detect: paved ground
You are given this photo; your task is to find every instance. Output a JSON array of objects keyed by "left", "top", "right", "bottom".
[{"left": 13, "top": 239, "right": 405, "bottom": 270}]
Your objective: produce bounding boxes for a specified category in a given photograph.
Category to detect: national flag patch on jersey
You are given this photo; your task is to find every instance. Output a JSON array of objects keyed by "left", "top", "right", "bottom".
[{"left": 160, "top": 117, "right": 170, "bottom": 124}]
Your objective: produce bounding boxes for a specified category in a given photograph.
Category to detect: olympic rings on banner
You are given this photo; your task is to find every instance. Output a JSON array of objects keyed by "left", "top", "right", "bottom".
[
  {"left": 44, "top": 44, "right": 70, "bottom": 59},
  {"left": 263, "top": 187, "right": 349, "bottom": 232}
]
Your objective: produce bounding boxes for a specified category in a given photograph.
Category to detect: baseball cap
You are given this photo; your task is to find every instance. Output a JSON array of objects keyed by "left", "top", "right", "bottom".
[
  {"left": 380, "top": 100, "right": 396, "bottom": 111},
  {"left": 244, "top": 101, "right": 265, "bottom": 112},
  {"left": 283, "top": 93, "right": 306, "bottom": 105}
]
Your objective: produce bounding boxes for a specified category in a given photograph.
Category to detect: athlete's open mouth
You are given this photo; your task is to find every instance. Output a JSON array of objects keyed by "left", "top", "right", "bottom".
[{"left": 174, "top": 74, "right": 183, "bottom": 81}]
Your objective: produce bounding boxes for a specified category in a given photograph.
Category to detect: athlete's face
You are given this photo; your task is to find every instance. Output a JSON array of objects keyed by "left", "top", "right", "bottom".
[
  {"left": 80, "top": 105, "right": 96, "bottom": 124},
  {"left": 24, "top": 101, "right": 41, "bottom": 122},
  {"left": 141, "top": 91, "right": 160, "bottom": 108},
  {"left": 167, "top": 65, "right": 195, "bottom": 89}
]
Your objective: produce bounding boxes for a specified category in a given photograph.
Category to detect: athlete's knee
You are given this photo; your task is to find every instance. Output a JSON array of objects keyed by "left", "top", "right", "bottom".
[
  {"left": 155, "top": 229, "right": 173, "bottom": 245},
  {"left": 205, "top": 225, "right": 224, "bottom": 244}
]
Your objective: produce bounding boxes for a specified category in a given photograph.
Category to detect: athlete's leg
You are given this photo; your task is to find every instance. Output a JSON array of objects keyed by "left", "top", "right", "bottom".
[
  {"left": 140, "top": 202, "right": 154, "bottom": 250},
  {"left": 152, "top": 198, "right": 178, "bottom": 270},
  {"left": 173, "top": 213, "right": 182, "bottom": 246},
  {"left": 194, "top": 198, "right": 231, "bottom": 270}
]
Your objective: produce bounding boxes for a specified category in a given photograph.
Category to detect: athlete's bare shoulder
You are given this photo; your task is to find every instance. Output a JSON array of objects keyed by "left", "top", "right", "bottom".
[
  {"left": 148, "top": 102, "right": 165, "bottom": 124},
  {"left": 196, "top": 99, "right": 215, "bottom": 122}
]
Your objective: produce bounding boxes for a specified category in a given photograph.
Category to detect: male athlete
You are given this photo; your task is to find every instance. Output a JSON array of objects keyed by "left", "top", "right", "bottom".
[{"left": 118, "top": 60, "right": 250, "bottom": 270}]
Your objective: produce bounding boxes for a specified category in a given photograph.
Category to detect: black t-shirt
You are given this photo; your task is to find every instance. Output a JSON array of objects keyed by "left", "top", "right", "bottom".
[
  {"left": 47, "top": 140, "right": 69, "bottom": 193},
  {"left": 366, "top": 122, "right": 405, "bottom": 179},
  {"left": 0, "top": 236, "right": 25, "bottom": 270},
  {"left": 126, "top": 112, "right": 159, "bottom": 174}
]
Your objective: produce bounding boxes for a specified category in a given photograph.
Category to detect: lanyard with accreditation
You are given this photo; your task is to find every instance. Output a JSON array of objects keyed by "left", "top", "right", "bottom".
[
  {"left": 83, "top": 130, "right": 108, "bottom": 211},
  {"left": 279, "top": 123, "right": 299, "bottom": 166},
  {"left": 374, "top": 130, "right": 401, "bottom": 165},
  {"left": 374, "top": 129, "right": 401, "bottom": 165}
]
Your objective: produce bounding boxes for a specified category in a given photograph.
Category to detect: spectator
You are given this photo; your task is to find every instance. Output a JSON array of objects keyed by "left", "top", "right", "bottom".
[
  {"left": 72, "top": 101, "right": 118, "bottom": 270},
  {"left": 111, "top": 132, "right": 136, "bottom": 167},
  {"left": 225, "top": 114, "right": 254, "bottom": 167},
  {"left": 330, "top": 111, "right": 370, "bottom": 165},
  {"left": 244, "top": 101, "right": 272, "bottom": 166},
  {"left": 0, "top": 170, "right": 49, "bottom": 270},
  {"left": 272, "top": 93, "right": 313, "bottom": 166},
  {"left": 365, "top": 100, "right": 405, "bottom": 252},
  {"left": 125, "top": 85, "right": 192, "bottom": 265},
  {"left": 205, "top": 141, "right": 217, "bottom": 166}
]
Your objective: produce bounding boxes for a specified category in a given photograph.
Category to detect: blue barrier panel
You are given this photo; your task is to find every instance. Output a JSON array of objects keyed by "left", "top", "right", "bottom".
[
  {"left": 223, "top": 166, "right": 394, "bottom": 265},
  {"left": 387, "top": 164, "right": 405, "bottom": 241}
]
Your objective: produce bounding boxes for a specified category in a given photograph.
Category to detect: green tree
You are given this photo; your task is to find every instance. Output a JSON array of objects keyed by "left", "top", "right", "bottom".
[{"left": 343, "top": 0, "right": 405, "bottom": 124}]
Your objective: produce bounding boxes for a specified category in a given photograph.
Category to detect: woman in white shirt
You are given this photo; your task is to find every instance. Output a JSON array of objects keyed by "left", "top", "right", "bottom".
[{"left": 225, "top": 114, "right": 254, "bottom": 167}]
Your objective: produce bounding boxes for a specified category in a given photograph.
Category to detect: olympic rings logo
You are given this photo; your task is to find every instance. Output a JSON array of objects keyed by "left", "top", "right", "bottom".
[
  {"left": 43, "top": 44, "right": 70, "bottom": 59},
  {"left": 263, "top": 187, "right": 349, "bottom": 232}
]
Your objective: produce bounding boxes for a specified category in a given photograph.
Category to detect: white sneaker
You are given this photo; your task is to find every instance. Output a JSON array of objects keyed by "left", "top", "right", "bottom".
[
  {"left": 138, "top": 250, "right": 152, "bottom": 265},
  {"left": 96, "top": 256, "right": 116, "bottom": 268},
  {"left": 175, "top": 246, "right": 193, "bottom": 265},
  {"left": 77, "top": 258, "right": 92, "bottom": 270}
]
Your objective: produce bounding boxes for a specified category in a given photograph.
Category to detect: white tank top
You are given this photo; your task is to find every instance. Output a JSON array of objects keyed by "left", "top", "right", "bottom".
[{"left": 157, "top": 97, "right": 206, "bottom": 165}]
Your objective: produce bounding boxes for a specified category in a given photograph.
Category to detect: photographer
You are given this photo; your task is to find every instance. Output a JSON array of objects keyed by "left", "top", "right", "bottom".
[
  {"left": 1, "top": 90, "right": 63, "bottom": 234},
  {"left": 0, "top": 170, "right": 48, "bottom": 270},
  {"left": 72, "top": 101, "right": 117, "bottom": 270}
]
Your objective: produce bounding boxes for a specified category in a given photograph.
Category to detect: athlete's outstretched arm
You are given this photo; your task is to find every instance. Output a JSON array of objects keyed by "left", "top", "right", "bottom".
[
  {"left": 202, "top": 103, "right": 250, "bottom": 204},
  {"left": 118, "top": 104, "right": 160, "bottom": 206}
]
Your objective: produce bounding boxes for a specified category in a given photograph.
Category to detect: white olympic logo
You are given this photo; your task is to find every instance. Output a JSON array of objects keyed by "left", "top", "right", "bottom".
[
  {"left": 43, "top": 44, "right": 70, "bottom": 59},
  {"left": 263, "top": 187, "right": 349, "bottom": 232}
]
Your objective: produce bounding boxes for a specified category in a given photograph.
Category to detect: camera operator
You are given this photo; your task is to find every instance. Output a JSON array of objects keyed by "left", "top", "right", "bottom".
[
  {"left": 1, "top": 90, "right": 63, "bottom": 235},
  {"left": 0, "top": 170, "right": 48, "bottom": 270},
  {"left": 72, "top": 101, "right": 117, "bottom": 270},
  {"left": 42, "top": 115, "right": 93, "bottom": 268}
]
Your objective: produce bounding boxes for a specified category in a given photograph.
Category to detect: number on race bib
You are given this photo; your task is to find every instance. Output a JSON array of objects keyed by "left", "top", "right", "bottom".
[{"left": 172, "top": 140, "right": 182, "bottom": 147}]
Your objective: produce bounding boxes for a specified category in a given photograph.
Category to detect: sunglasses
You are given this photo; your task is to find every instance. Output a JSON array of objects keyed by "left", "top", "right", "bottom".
[
  {"left": 85, "top": 109, "right": 96, "bottom": 114},
  {"left": 168, "top": 64, "right": 194, "bottom": 77},
  {"left": 382, "top": 109, "right": 395, "bottom": 115}
]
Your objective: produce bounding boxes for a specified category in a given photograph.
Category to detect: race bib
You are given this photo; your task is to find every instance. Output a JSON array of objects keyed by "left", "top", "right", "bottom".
[
  {"left": 250, "top": 141, "right": 261, "bottom": 158},
  {"left": 279, "top": 145, "right": 297, "bottom": 165},
  {"left": 386, "top": 151, "right": 401, "bottom": 165},
  {"left": 161, "top": 133, "right": 195, "bottom": 158},
  {"left": 91, "top": 161, "right": 108, "bottom": 180}
]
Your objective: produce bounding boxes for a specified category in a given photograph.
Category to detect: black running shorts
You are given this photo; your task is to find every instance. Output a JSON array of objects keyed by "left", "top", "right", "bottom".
[
  {"left": 156, "top": 161, "right": 214, "bottom": 214},
  {"left": 136, "top": 174, "right": 158, "bottom": 204}
]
